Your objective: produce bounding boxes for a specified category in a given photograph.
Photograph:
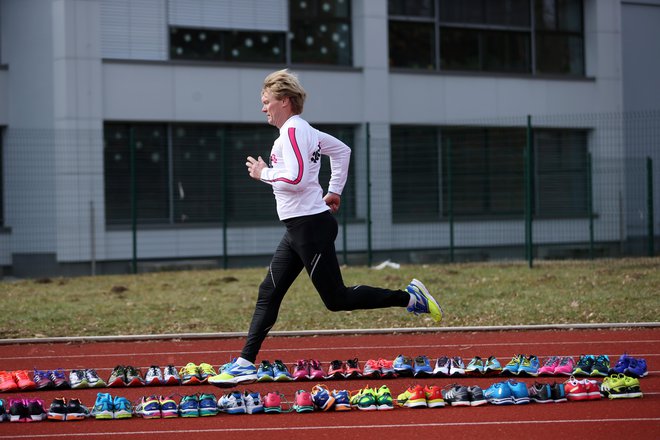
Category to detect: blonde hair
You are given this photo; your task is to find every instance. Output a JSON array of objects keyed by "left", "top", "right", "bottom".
[{"left": 262, "top": 69, "right": 307, "bottom": 115}]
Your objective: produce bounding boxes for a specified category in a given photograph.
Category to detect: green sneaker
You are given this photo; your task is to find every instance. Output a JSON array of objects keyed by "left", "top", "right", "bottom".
[
  {"left": 350, "top": 387, "right": 377, "bottom": 411},
  {"left": 406, "top": 279, "right": 443, "bottom": 322},
  {"left": 375, "top": 385, "right": 393, "bottom": 410},
  {"left": 601, "top": 374, "right": 642, "bottom": 399}
]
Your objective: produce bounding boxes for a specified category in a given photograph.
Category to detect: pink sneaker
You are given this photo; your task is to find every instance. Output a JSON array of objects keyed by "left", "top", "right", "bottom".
[
  {"left": 292, "top": 360, "right": 309, "bottom": 381},
  {"left": 538, "top": 356, "right": 560, "bottom": 375},
  {"left": 293, "top": 390, "right": 314, "bottom": 413},
  {"left": 362, "top": 359, "right": 380, "bottom": 378},
  {"left": 263, "top": 392, "right": 284, "bottom": 413},
  {"left": 307, "top": 360, "right": 324, "bottom": 380},
  {"left": 554, "top": 356, "right": 575, "bottom": 375}
]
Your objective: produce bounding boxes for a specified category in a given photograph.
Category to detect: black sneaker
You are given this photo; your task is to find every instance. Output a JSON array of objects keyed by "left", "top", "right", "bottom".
[
  {"left": 9, "top": 398, "right": 28, "bottom": 422},
  {"left": 27, "top": 398, "right": 47, "bottom": 421},
  {"left": 442, "top": 384, "right": 470, "bottom": 406},
  {"left": 528, "top": 382, "right": 553, "bottom": 403},
  {"left": 591, "top": 355, "right": 610, "bottom": 377},
  {"left": 0, "top": 398, "right": 8, "bottom": 422},
  {"left": 550, "top": 382, "right": 567, "bottom": 402},
  {"left": 573, "top": 355, "right": 595, "bottom": 375},
  {"left": 47, "top": 397, "right": 68, "bottom": 421},
  {"left": 467, "top": 385, "right": 487, "bottom": 406},
  {"left": 66, "top": 398, "right": 90, "bottom": 420}
]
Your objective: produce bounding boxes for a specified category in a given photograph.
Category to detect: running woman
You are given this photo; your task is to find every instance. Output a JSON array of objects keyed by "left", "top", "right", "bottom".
[{"left": 209, "top": 69, "right": 442, "bottom": 387}]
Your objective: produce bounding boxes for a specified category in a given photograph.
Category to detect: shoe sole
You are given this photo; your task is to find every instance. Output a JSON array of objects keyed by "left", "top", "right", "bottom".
[
  {"left": 208, "top": 374, "right": 258, "bottom": 387},
  {"left": 411, "top": 279, "right": 443, "bottom": 322}
]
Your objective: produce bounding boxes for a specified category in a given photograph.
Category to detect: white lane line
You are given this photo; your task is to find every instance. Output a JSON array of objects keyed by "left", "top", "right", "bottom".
[{"left": 1, "top": 417, "right": 659, "bottom": 438}]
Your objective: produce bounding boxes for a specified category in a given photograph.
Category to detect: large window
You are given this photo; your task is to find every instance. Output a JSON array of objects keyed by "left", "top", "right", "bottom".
[
  {"left": 391, "top": 125, "right": 588, "bottom": 222},
  {"left": 0, "top": 129, "right": 3, "bottom": 227},
  {"left": 104, "top": 123, "right": 357, "bottom": 226},
  {"left": 388, "top": 0, "right": 584, "bottom": 76}
]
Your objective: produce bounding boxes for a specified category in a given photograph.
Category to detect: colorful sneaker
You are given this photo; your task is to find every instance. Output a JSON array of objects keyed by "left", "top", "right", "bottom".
[
  {"left": 308, "top": 360, "right": 324, "bottom": 380},
  {"left": 179, "top": 363, "right": 201, "bottom": 385},
  {"left": 244, "top": 391, "right": 264, "bottom": 414},
  {"left": 344, "top": 358, "right": 362, "bottom": 379},
  {"left": 47, "top": 397, "right": 68, "bottom": 421},
  {"left": 67, "top": 398, "right": 90, "bottom": 421},
  {"left": 27, "top": 398, "right": 47, "bottom": 421},
  {"left": 506, "top": 379, "right": 530, "bottom": 404},
  {"left": 113, "top": 396, "right": 132, "bottom": 419},
  {"left": 573, "top": 355, "right": 595, "bottom": 376},
  {"left": 0, "top": 399, "right": 7, "bottom": 422},
  {"left": 326, "top": 360, "right": 345, "bottom": 379},
  {"left": 263, "top": 392, "right": 285, "bottom": 413},
  {"left": 13, "top": 370, "right": 36, "bottom": 391},
  {"left": 601, "top": 374, "right": 643, "bottom": 399},
  {"left": 0, "top": 371, "right": 18, "bottom": 392},
  {"left": 272, "top": 360, "right": 293, "bottom": 382},
  {"left": 135, "top": 395, "right": 161, "bottom": 419},
  {"left": 466, "top": 356, "right": 484, "bottom": 375},
  {"left": 208, "top": 360, "right": 257, "bottom": 387},
  {"left": 625, "top": 357, "right": 648, "bottom": 378},
  {"left": 50, "top": 369, "right": 70, "bottom": 389},
  {"left": 33, "top": 369, "right": 53, "bottom": 390},
  {"left": 610, "top": 354, "right": 632, "bottom": 374},
  {"left": 92, "top": 393, "right": 114, "bottom": 420},
  {"left": 332, "top": 389, "right": 351, "bottom": 411},
  {"left": 125, "top": 366, "right": 144, "bottom": 387},
  {"left": 405, "top": 278, "right": 443, "bottom": 322},
  {"left": 484, "top": 382, "right": 514, "bottom": 405},
  {"left": 293, "top": 390, "right": 314, "bottom": 413},
  {"left": 198, "top": 393, "right": 218, "bottom": 416},
  {"left": 8, "top": 398, "right": 28, "bottom": 422},
  {"left": 107, "top": 365, "right": 127, "bottom": 387},
  {"left": 503, "top": 355, "right": 523, "bottom": 375},
  {"left": 69, "top": 370, "right": 88, "bottom": 389},
  {"left": 538, "top": 356, "right": 560, "bottom": 375},
  {"left": 159, "top": 395, "right": 178, "bottom": 418},
  {"left": 528, "top": 382, "right": 553, "bottom": 403},
  {"left": 413, "top": 355, "right": 433, "bottom": 377},
  {"left": 433, "top": 356, "right": 451, "bottom": 376},
  {"left": 583, "top": 378, "right": 602, "bottom": 400},
  {"left": 218, "top": 391, "right": 246, "bottom": 414},
  {"left": 145, "top": 366, "right": 164, "bottom": 386},
  {"left": 198, "top": 363, "right": 217, "bottom": 383},
  {"left": 178, "top": 394, "right": 199, "bottom": 417},
  {"left": 378, "top": 359, "right": 397, "bottom": 378},
  {"left": 292, "top": 360, "right": 310, "bottom": 381},
  {"left": 350, "top": 387, "right": 377, "bottom": 411},
  {"left": 591, "top": 355, "right": 610, "bottom": 376},
  {"left": 483, "top": 356, "right": 502, "bottom": 374},
  {"left": 449, "top": 356, "right": 466, "bottom": 376},
  {"left": 257, "top": 360, "right": 275, "bottom": 382},
  {"left": 564, "top": 376, "right": 600, "bottom": 401},
  {"left": 554, "top": 356, "right": 575, "bottom": 375},
  {"left": 393, "top": 355, "right": 414, "bottom": 376},
  {"left": 375, "top": 385, "right": 394, "bottom": 410},
  {"left": 397, "top": 384, "right": 427, "bottom": 408},
  {"left": 467, "top": 386, "right": 488, "bottom": 406},
  {"left": 163, "top": 365, "right": 181, "bottom": 385},
  {"left": 551, "top": 382, "right": 567, "bottom": 402},
  {"left": 311, "top": 384, "right": 335, "bottom": 411},
  {"left": 362, "top": 359, "right": 380, "bottom": 378},
  {"left": 442, "top": 384, "right": 470, "bottom": 406},
  {"left": 85, "top": 369, "right": 106, "bottom": 388},
  {"left": 518, "top": 355, "right": 540, "bottom": 376},
  {"left": 424, "top": 385, "right": 445, "bottom": 408}
]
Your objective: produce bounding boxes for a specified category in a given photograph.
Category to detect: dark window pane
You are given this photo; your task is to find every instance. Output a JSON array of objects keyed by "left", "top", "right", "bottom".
[
  {"left": 170, "top": 27, "right": 224, "bottom": 61},
  {"left": 440, "top": 0, "right": 486, "bottom": 24},
  {"left": 291, "top": 0, "right": 351, "bottom": 19},
  {"left": 290, "top": 20, "right": 352, "bottom": 65},
  {"left": 388, "top": 0, "right": 434, "bottom": 17},
  {"left": 0, "top": 129, "right": 3, "bottom": 226},
  {"left": 440, "top": 28, "right": 480, "bottom": 70},
  {"left": 486, "top": 0, "right": 531, "bottom": 26},
  {"left": 389, "top": 21, "right": 435, "bottom": 69},
  {"left": 535, "top": 0, "right": 557, "bottom": 29},
  {"left": 535, "top": 33, "right": 584, "bottom": 75},
  {"left": 482, "top": 30, "right": 530, "bottom": 73},
  {"left": 535, "top": 0, "right": 582, "bottom": 31}
]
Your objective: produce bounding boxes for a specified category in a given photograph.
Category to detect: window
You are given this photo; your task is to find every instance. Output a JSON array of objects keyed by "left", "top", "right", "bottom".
[
  {"left": 0, "top": 129, "right": 3, "bottom": 227},
  {"left": 388, "top": 0, "right": 584, "bottom": 76}
]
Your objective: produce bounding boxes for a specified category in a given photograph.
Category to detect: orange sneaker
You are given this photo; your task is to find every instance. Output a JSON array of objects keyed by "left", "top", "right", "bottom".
[
  {"left": 13, "top": 370, "right": 36, "bottom": 390},
  {"left": 396, "top": 384, "right": 427, "bottom": 408},
  {"left": 424, "top": 385, "right": 446, "bottom": 408},
  {"left": 0, "top": 371, "right": 18, "bottom": 392}
]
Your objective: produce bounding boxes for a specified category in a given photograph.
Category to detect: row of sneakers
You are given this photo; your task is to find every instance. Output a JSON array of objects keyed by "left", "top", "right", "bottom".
[
  {"left": 501, "top": 354, "right": 648, "bottom": 377},
  {"left": 0, "top": 398, "right": 47, "bottom": 422}
]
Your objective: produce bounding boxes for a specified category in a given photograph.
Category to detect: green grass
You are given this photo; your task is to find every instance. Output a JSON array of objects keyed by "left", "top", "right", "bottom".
[{"left": 1, "top": 258, "right": 659, "bottom": 339}]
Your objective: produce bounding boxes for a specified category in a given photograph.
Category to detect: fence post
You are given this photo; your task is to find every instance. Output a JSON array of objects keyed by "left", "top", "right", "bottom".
[
  {"left": 341, "top": 200, "right": 348, "bottom": 265},
  {"left": 648, "top": 157, "right": 655, "bottom": 257},
  {"left": 130, "top": 126, "right": 137, "bottom": 274},
  {"left": 221, "top": 133, "right": 228, "bottom": 269},
  {"left": 524, "top": 115, "right": 534, "bottom": 268},
  {"left": 366, "top": 122, "right": 373, "bottom": 267},
  {"left": 446, "top": 139, "right": 454, "bottom": 262},
  {"left": 587, "top": 152, "right": 594, "bottom": 259}
]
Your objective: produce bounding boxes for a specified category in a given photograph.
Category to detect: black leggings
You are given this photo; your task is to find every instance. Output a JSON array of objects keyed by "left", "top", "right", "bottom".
[{"left": 240, "top": 210, "right": 409, "bottom": 363}]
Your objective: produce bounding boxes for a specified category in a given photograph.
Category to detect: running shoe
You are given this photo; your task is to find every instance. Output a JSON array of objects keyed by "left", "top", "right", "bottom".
[
  {"left": 467, "top": 386, "right": 488, "bottom": 406},
  {"left": 378, "top": 358, "right": 397, "bottom": 378},
  {"left": 272, "top": 360, "right": 293, "bottom": 382},
  {"left": 69, "top": 370, "right": 88, "bottom": 389},
  {"left": 503, "top": 354, "right": 523, "bottom": 375},
  {"left": 218, "top": 391, "right": 246, "bottom": 414},
  {"left": 550, "top": 382, "right": 567, "bottom": 402},
  {"left": 125, "top": 366, "right": 144, "bottom": 387},
  {"left": 293, "top": 390, "right": 314, "bottom": 413},
  {"left": 135, "top": 395, "right": 161, "bottom": 419},
  {"left": 263, "top": 392, "right": 285, "bottom": 413},
  {"left": 528, "top": 382, "right": 553, "bottom": 403},
  {"left": 257, "top": 360, "right": 275, "bottom": 382},
  {"left": 564, "top": 376, "right": 600, "bottom": 401},
  {"left": 344, "top": 358, "right": 362, "bottom": 379},
  {"left": 393, "top": 355, "right": 414, "bottom": 376},
  {"left": 179, "top": 362, "right": 202, "bottom": 385},
  {"left": 554, "top": 356, "right": 575, "bottom": 375},
  {"left": 8, "top": 398, "right": 28, "bottom": 422},
  {"left": 483, "top": 356, "right": 503, "bottom": 374},
  {"left": 92, "top": 393, "right": 114, "bottom": 420},
  {"left": 66, "top": 398, "right": 90, "bottom": 421},
  {"left": 573, "top": 355, "right": 595, "bottom": 376},
  {"left": 583, "top": 378, "right": 601, "bottom": 400},
  {"left": 0, "top": 371, "right": 18, "bottom": 392},
  {"left": 424, "top": 385, "right": 446, "bottom": 408},
  {"left": 442, "top": 384, "right": 470, "bottom": 407},
  {"left": 413, "top": 355, "right": 433, "bottom": 377},
  {"left": 159, "top": 395, "right": 178, "bottom": 418},
  {"left": 350, "top": 387, "right": 377, "bottom": 411},
  {"left": 0, "top": 399, "right": 7, "bottom": 422},
  {"left": 362, "top": 359, "right": 381, "bottom": 378},
  {"left": 13, "top": 370, "right": 36, "bottom": 390},
  {"left": 610, "top": 353, "right": 632, "bottom": 374},
  {"left": 405, "top": 278, "right": 443, "bottom": 322},
  {"left": 326, "top": 360, "right": 345, "bottom": 379},
  {"left": 244, "top": 391, "right": 264, "bottom": 414},
  {"left": 433, "top": 356, "right": 451, "bottom": 376},
  {"left": 466, "top": 356, "right": 484, "bottom": 375},
  {"left": 311, "top": 384, "right": 335, "bottom": 411},
  {"left": 518, "top": 355, "right": 540, "bottom": 376},
  {"left": 538, "top": 356, "right": 560, "bottom": 375},
  {"left": 397, "top": 384, "right": 427, "bottom": 408},
  {"left": 163, "top": 365, "right": 181, "bottom": 385},
  {"left": 208, "top": 360, "right": 257, "bottom": 387},
  {"left": 26, "top": 398, "right": 47, "bottom": 421},
  {"left": 506, "top": 379, "right": 530, "bottom": 404},
  {"left": 145, "top": 366, "right": 164, "bottom": 386},
  {"left": 449, "top": 356, "right": 466, "bottom": 376},
  {"left": 292, "top": 360, "right": 310, "bottom": 381},
  {"left": 625, "top": 357, "right": 648, "bottom": 378},
  {"left": 484, "top": 382, "right": 514, "bottom": 405},
  {"left": 178, "top": 394, "right": 200, "bottom": 417},
  {"left": 85, "top": 369, "right": 106, "bottom": 388},
  {"left": 375, "top": 385, "right": 394, "bottom": 410},
  {"left": 332, "top": 389, "right": 351, "bottom": 411},
  {"left": 198, "top": 393, "right": 218, "bottom": 416},
  {"left": 591, "top": 355, "right": 610, "bottom": 376},
  {"left": 113, "top": 396, "right": 133, "bottom": 419},
  {"left": 50, "top": 369, "right": 70, "bottom": 389},
  {"left": 47, "top": 397, "right": 68, "bottom": 421},
  {"left": 308, "top": 359, "right": 324, "bottom": 380},
  {"left": 107, "top": 365, "right": 127, "bottom": 387},
  {"left": 198, "top": 363, "right": 217, "bottom": 383},
  {"left": 33, "top": 369, "right": 53, "bottom": 390},
  {"left": 601, "top": 374, "right": 642, "bottom": 399}
]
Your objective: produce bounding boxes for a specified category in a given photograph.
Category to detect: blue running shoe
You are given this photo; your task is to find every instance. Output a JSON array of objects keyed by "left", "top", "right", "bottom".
[
  {"left": 311, "top": 384, "right": 335, "bottom": 411},
  {"left": 591, "top": 355, "right": 610, "bottom": 377},
  {"left": 518, "top": 355, "right": 540, "bottom": 376},
  {"left": 217, "top": 391, "right": 246, "bottom": 414},
  {"left": 610, "top": 353, "right": 632, "bottom": 375},
  {"left": 625, "top": 357, "right": 648, "bottom": 378},
  {"left": 198, "top": 393, "right": 218, "bottom": 416},
  {"left": 573, "top": 355, "right": 595, "bottom": 375},
  {"left": 413, "top": 355, "right": 433, "bottom": 377},
  {"left": 178, "top": 395, "right": 199, "bottom": 417},
  {"left": 113, "top": 396, "right": 133, "bottom": 419},
  {"left": 91, "top": 393, "right": 113, "bottom": 420},
  {"left": 405, "top": 279, "right": 443, "bottom": 322},
  {"left": 466, "top": 356, "right": 485, "bottom": 375},
  {"left": 393, "top": 354, "right": 414, "bottom": 376},
  {"left": 208, "top": 360, "right": 257, "bottom": 387},
  {"left": 503, "top": 354, "right": 523, "bottom": 375},
  {"left": 484, "top": 356, "right": 502, "bottom": 374},
  {"left": 272, "top": 360, "right": 293, "bottom": 382},
  {"left": 484, "top": 382, "right": 514, "bottom": 405},
  {"left": 257, "top": 360, "right": 274, "bottom": 382},
  {"left": 332, "top": 389, "right": 351, "bottom": 411},
  {"left": 506, "top": 379, "right": 530, "bottom": 404},
  {"left": 244, "top": 391, "right": 264, "bottom": 414}
]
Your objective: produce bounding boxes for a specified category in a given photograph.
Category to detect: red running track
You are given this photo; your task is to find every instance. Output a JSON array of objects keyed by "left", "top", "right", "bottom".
[{"left": 0, "top": 327, "right": 658, "bottom": 439}]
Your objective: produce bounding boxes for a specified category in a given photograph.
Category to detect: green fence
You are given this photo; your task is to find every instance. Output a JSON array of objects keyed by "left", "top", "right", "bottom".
[{"left": 0, "top": 111, "right": 658, "bottom": 278}]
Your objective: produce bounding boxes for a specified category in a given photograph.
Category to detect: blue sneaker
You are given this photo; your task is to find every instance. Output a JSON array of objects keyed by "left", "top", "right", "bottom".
[
  {"left": 518, "top": 355, "right": 540, "bottom": 376},
  {"left": 332, "top": 389, "right": 351, "bottom": 411},
  {"left": 217, "top": 391, "right": 246, "bottom": 414},
  {"left": 257, "top": 360, "right": 274, "bottom": 382},
  {"left": 413, "top": 355, "right": 433, "bottom": 377},
  {"left": 244, "top": 391, "right": 264, "bottom": 414},
  {"left": 573, "top": 355, "right": 595, "bottom": 375},
  {"left": 625, "top": 357, "right": 648, "bottom": 378},
  {"left": 179, "top": 395, "right": 199, "bottom": 417},
  {"left": 91, "top": 393, "right": 113, "bottom": 419},
  {"left": 503, "top": 354, "right": 523, "bottom": 375},
  {"left": 506, "top": 379, "right": 530, "bottom": 404},
  {"left": 208, "top": 360, "right": 257, "bottom": 387},
  {"left": 311, "top": 384, "right": 335, "bottom": 411},
  {"left": 484, "top": 382, "right": 514, "bottom": 405},
  {"left": 484, "top": 356, "right": 502, "bottom": 374},
  {"left": 113, "top": 396, "right": 133, "bottom": 419},
  {"left": 272, "top": 360, "right": 293, "bottom": 382},
  {"left": 198, "top": 393, "right": 218, "bottom": 416},
  {"left": 406, "top": 279, "right": 443, "bottom": 322},
  {"left": 393, "top": 354, "right": 414, "bottom": 376},
  {"left": 466, "top": 356, "right": 484, "bottom": 374}
]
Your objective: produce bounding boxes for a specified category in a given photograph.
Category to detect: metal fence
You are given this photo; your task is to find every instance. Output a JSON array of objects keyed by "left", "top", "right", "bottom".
[{"left": 0, "top": 111, "right": 658, "bottom": 278}]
